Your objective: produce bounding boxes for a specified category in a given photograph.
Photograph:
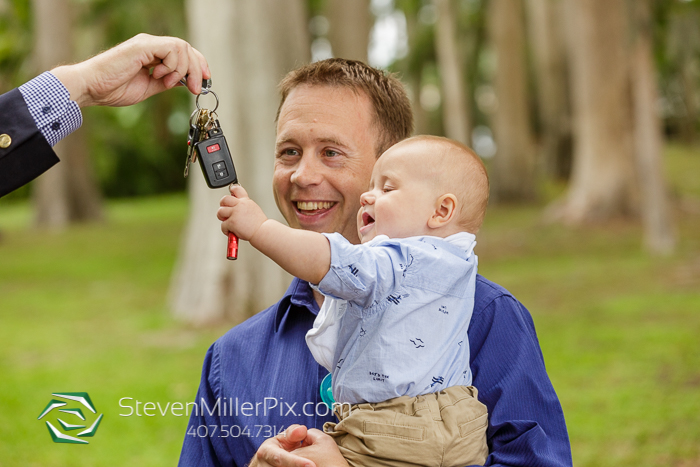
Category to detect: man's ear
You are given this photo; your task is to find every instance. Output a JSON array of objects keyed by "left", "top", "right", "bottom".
[{"left": 428, "top": 194, "right": 458, "bottom": 229}]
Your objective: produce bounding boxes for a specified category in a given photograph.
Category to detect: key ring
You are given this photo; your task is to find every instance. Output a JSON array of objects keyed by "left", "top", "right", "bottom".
[
  {"left": 196, "top": 90, "right": 219, "bottom": 113},
  {"left": 179, "top": 77, "right": 212, "bottom": 95}
]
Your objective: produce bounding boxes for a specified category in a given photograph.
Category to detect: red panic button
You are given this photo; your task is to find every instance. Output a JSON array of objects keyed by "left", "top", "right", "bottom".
[{"left": 207, "top": 143, "right": 221, "bottom": 154}]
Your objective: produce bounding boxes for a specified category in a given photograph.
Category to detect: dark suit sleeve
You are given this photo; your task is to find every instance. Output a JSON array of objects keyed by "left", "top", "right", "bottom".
[{"left": 0, "top": 88, "right": 59, "bottom": 197}]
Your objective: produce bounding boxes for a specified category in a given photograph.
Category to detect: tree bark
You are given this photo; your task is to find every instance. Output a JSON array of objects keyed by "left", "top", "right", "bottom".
[
  {"left": 325, "top": 0, "right": 371, "bottom": 62},
  {"left": 31, "top": 0, "right": 103, "bottom": 228},
  {"left": 671, "top": 10, "right": 700, "bottom": 144},
  {"left": 631, "top": 0, "right": 676, "bottom": 255},
  {"left": 171, "top": 0, "right": 310, "bottom": 325},
  {"left": 549, "top": 0, "right": 639, "bottom": 223},
  {"left": 488, "top": 0, "right": 537, "bottom": 202},
  {"left": 434, "top": 0, "right": 470, "bottom": 145},
  {"left": 525, "top": 0, "right": 572, "bottom": 180},
  {"left": 400, "top": 3, "right": 430, "bottom": 135}
]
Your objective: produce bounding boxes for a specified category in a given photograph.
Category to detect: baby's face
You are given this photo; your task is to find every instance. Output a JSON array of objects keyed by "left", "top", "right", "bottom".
[{"left": 357, "top": 143, "right": 438, "bottom": 243}]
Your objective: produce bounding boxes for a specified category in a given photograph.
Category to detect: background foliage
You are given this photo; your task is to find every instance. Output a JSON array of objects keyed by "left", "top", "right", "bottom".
[{"left": 1, "top": 0, "right": 699, "bottom": 465}]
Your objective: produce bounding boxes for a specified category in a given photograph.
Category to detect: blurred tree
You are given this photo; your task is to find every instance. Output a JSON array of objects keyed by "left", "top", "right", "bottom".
[
  {"left": 171, "top": 0, "right": 310, "bottom": 325},
  {"left": 84, "top": 0, "right": 190, "bottom": 198},
  {"left": 631, "top": 0, "right": 676, "bottom": 255},
  {"left": 326, "top": 0, "right": 372, "bottom": 62},
  {"left": 551, "top": 0, "right": 638, "bottom": 222},
  {"left": 487, "top": 0, "right": 537, "bottom": 201},
  {"left": 435, "top": 0, "right": 470, "bottom": 144},
  {"left": 31, "top": 0, "right": 103, "bottom": 228},
  {"left": 525, "top": 0, "right": 572, "bottom": 180},
  {"left": 666, "top": 4, "right": 700, "bottom": 143},
  {"left": 395, "top": 0, "right": 435, "bottom": 135},
  {"left": 0, "top": 0, "right": 32, "bottom": 90}
]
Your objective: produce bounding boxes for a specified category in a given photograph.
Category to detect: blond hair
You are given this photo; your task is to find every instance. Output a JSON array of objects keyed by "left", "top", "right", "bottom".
[{"left": 277, "top": 59, "right": 413, "bottom": 156}]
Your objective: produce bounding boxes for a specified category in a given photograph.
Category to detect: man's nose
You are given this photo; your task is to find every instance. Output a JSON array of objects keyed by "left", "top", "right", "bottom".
[{"left": 290, "top": 154, "right": 323, "bottom": 187}]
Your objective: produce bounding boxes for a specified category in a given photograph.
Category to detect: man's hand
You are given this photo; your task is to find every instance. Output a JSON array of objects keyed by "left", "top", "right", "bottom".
[
  {"left": 250, "top": 425, "right": 348, "bottom": 467},
  {"left": 291, "top": 428, "right": 349, "bottom": 467},
  {"left": 50, "top": 33, "right": 210, "bottom": 107},
  {"left": 218, "top": 185, "right": 268, "bottom": 241}
]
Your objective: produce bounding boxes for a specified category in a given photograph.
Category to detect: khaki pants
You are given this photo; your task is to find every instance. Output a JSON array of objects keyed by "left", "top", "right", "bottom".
[{"left": 323, "top": 386, "right": 488, "bottom": 467}]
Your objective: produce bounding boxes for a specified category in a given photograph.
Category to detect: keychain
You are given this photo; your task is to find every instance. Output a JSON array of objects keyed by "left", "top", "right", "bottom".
[{"left": 182, "top": 78, "right": 239, "bottom": 260}]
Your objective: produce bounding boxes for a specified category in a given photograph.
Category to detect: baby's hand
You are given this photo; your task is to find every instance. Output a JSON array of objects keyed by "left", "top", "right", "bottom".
[{"left": 218, "top": 185, "right": 268, "bottom": 241}]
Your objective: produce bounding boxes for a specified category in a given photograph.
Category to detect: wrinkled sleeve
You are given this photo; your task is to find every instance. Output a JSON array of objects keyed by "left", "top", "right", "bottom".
[
  {"left": 315, "top": 233, "right": 411, "bottom": 309},
  {"left": 178, "top": 343, "right": 237, "bottom": 467},
  {"left": 466, "top": 296, "right": 573, "bottom": 467},
  {"left": 19, "top": 72, "right": 82, "bottom": 146}
]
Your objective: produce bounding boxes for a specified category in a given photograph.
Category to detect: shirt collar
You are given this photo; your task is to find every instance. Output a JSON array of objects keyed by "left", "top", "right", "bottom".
[{"left": 274, "top": 277, "right": 320, "bottom": 333}]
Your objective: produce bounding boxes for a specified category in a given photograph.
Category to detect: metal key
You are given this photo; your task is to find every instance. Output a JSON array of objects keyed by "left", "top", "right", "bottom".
[
  {"left": 183, "top": 85, "right": 240, "bottom": 260},
  {"left": 184, "top": 109, "right": 213, "bottom": 177},
  {"left": 184, "top": 109, "right": 202, "bottom": 177}
]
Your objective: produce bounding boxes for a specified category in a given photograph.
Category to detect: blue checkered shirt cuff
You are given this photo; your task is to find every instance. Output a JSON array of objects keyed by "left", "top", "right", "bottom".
[{"left": 18, "top": 71, "right": 83, "bottom": 147}]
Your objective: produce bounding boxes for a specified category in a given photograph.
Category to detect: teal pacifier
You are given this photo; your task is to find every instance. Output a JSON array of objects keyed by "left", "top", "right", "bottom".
[{"left": 320, "top": 373, "right": 335, "bottom": 410}]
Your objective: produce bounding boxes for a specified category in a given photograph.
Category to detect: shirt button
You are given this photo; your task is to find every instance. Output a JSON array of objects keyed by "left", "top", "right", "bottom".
[
  {"left": 51, "top": 121, "right": 61, "bottom": 131},
  {"left": 0, "top": 134, "right": 11, "bottom": 149}
]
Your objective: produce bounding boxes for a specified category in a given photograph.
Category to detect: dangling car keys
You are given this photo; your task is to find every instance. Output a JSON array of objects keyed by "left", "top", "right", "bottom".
[{"left": 183, "top": 78, "right": 239, "bottom": 260}]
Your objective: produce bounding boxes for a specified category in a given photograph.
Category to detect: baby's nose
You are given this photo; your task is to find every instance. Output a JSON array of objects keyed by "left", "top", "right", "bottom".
[{"left": 360, "top": 191, "right": 373, "bottom": 206}]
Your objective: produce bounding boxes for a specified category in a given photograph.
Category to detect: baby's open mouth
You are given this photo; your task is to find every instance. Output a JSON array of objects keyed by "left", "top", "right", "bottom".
[
  {"left": 295, "top": 201, "right": 336, "bottom": 215},
  {"left": 361, "top": 212, "right": 375, "bottom": 227}
]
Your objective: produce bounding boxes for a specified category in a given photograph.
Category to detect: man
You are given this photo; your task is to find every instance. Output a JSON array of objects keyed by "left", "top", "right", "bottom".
[
  {"left": 0, "top": 33, "right": 210, "bottom": 197},
  {"left": 179, "top": 59, "right": 572, "bottom": 467}
]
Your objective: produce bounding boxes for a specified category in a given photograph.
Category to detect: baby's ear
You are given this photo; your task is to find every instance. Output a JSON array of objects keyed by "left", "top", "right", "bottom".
[{"left": 428, "top": 194, "right": 458, "bottom": 229}]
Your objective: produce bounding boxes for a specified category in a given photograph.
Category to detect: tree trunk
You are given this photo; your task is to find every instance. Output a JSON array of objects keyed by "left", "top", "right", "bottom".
[
  {"left": 667, "top": 10, "right": 700, "bottom": 144},
  {"left": 434, "top": 0, "right": 470, "bottom": 145},
  {"left": 488, "top": 0, "right": 537, "bottom": 202},
  {"left": 631, "top": 0, "right": 676, "bottom": 255},
  {"left": 548, "top": 0, "right": 639, "bottom": 224},
  {"left": 401, "top": 4, "right": 430, "bottom": 135},
  {"left": 171, "top": 0, "right": 310, "bottom": 326},
  {"left": 326, "top": 0, "right": 371, "bottom": 62},
  {"left": 525, "top": 0, "right": 572, "bottom": 180},
  {"left": 31, "top": 0, "right": 103, "bottom": 228}
]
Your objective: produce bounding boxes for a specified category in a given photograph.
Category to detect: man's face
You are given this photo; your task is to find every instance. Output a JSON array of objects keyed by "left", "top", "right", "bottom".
[{"left": 273, "top": 85, "right": 379, "bottom": 244}]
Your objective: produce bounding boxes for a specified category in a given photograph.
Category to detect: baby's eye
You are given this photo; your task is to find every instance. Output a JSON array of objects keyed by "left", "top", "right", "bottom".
[{"left": 383, "top": 187, "right": 394, "bottom": 193}]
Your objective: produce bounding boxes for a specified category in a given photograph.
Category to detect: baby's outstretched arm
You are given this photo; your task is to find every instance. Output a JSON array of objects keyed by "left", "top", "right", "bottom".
[{"left": 218, "top": 185, "right": 331, "bottom": 284}]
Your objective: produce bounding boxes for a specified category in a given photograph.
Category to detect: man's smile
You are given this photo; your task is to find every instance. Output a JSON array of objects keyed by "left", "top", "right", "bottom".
[
  {"left": 295, "top": 201, "right": 336, "bottom": 213},
  {"left": 292, "top": 201, "right": 339, "bottom": 225}
]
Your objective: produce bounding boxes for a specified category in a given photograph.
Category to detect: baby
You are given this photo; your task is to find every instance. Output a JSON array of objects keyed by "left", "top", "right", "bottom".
[{"left": 219, "top": 135, "right": 490, "bottom": 467}]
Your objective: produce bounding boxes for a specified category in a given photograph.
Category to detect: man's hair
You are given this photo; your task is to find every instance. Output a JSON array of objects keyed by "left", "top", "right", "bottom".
[{"left": 277, "top": 59, "right": 413, "bottom": 156}]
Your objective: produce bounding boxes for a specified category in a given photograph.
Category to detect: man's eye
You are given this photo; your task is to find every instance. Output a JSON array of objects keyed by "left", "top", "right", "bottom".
[
  {"left": 323, "top": 149, "right": 340, "bottom": 158},
  {"left": 278, "top": 148, "right": 300, "bottom": 158}
]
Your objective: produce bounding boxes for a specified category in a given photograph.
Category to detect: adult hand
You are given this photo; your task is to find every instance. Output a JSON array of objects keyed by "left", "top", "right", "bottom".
[
  {"left": 50, "top": 33, "right": 210, "bottom": 108},
  {"left": 291, "top": 428, "right": 349, "bottom": 467},
  {"left": 249, "top": 425, "right": 315, "bottom": 467}
]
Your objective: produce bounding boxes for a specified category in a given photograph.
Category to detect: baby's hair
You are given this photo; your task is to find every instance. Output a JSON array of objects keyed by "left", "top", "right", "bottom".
[{"left": 393, "top": 135, "right": 490, "bottom": 233}]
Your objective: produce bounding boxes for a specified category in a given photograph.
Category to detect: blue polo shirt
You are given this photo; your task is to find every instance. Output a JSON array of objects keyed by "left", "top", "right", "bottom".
[{"left": 178, "top": 276, "right": 572, "bottom": 467}]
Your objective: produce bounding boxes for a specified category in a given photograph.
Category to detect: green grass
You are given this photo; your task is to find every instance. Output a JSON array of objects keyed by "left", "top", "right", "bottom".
[{"left": 1, "top": 145, "right": 699, "bottom": 466}]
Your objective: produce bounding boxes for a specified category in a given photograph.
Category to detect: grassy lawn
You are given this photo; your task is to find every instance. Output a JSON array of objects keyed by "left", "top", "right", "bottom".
[{"left": 1, "top": 145, "right": 699, "bottom": 466}]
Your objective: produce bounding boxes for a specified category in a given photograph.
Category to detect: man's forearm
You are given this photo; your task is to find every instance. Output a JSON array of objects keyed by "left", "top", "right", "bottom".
[{"left": 250, "top": 220, "right": 331, "bottom": 284}]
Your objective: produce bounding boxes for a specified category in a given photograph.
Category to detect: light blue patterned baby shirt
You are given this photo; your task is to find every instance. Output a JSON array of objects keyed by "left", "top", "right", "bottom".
[{"left": 307, "top": 232, "right": 478, "bottom": 405}]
